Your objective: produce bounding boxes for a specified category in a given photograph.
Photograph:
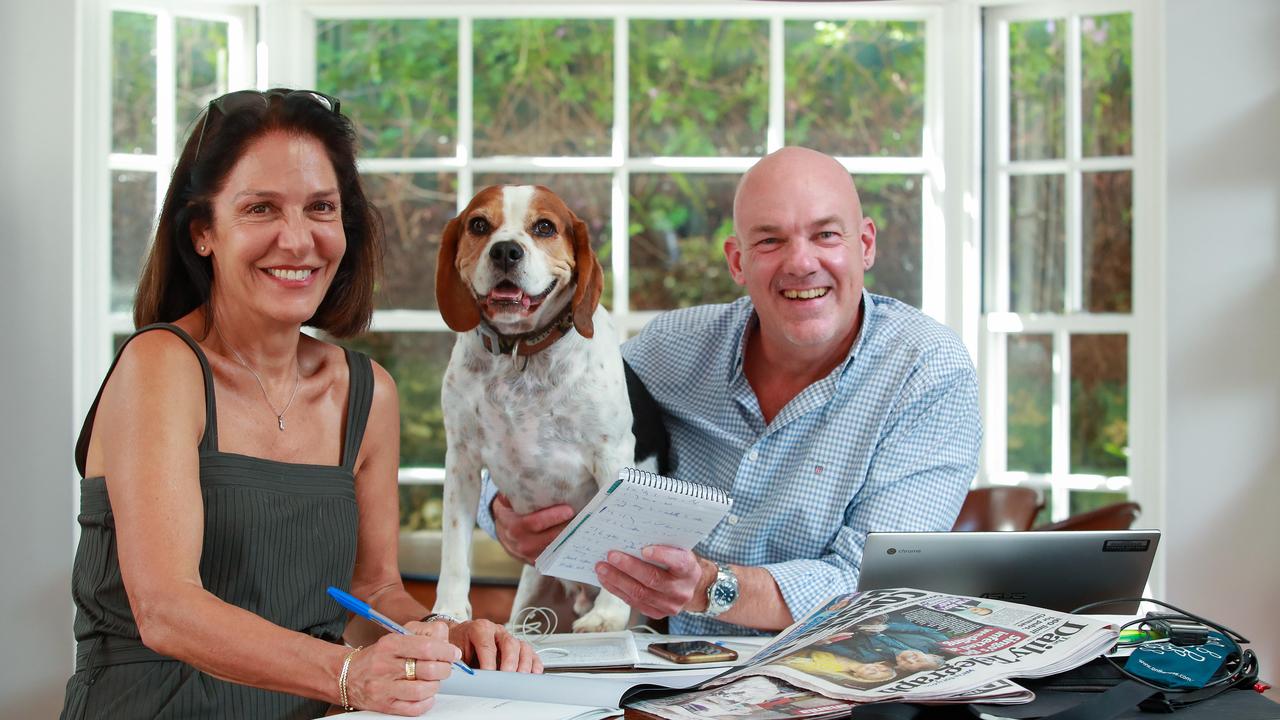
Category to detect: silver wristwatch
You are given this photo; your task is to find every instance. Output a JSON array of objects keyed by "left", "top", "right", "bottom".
[{"left": 691, "top": 563, "right": 739, "bottom": 618}]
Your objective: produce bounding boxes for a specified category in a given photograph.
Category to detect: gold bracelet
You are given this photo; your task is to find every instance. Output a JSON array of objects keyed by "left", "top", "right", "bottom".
[{"left": 338, "top": 645, "right": 364, "bottom": 711}]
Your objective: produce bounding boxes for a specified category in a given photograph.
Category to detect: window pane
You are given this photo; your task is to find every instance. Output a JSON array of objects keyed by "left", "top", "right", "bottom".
[
  {"left": 111, "top": 171, "right": 156, "bottom": 312},
  {"left": 1007, "top": 334, "right": 1052, "bottom": 474},
  {"left": 1069, "top": 489, "right": 1128, "bottom": 516},
  {"left": 473, "top": 174, "right": 614, "bottom": 308},
  {"left": 365, "top": 172, "right": 458, "bottom": 311},
  {"left": 174, "top": 18, "right": 229, "bottom": 156},
  {"left": 1070, "top": 334, "right": 1128, "bottom": 475},
  {"left": 113, "top": 12, "right": 156, "bottom": 154},
  {"left": 1081, "top": 14, "right": 1133, "bottom": 157},
  {"left": 629, "top": 173, "right": 741, "bottom": 310},
  {"left": 340, "top": 332, "right": 454, "bottom": 467},
  {"left": 1008, "top": 19, "right": 1064, "bottom": 161},
  {"left": 1082, "top": 171, "right": 1132, "bottom": 312},
  {"left": 859, "top": 174, "right": 922, "bottom": 307},
  {"left": 1032, "top": 496, "right": 1052, "bottom": 527},
  {"left": 1009, "top": 174, "right": 1065, "bottom": 313},
  {"left": 316, "top": 19, "right": 458, "bottom": 159},
  {"left": 630, "top": 20, "right": 768, "bottom": 156},
  {"left": 401, "top": 483, "right": 444, "bottom": 531},
  {"left": 474, "top": 19, "right": 612, "bottom": 157},
  {"left": 785, "top": 20, "right": 924, "bottom": 157}
]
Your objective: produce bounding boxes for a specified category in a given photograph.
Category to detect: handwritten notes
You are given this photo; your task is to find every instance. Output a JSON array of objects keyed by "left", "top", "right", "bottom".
[{"left": 535, "top": 468, "right": 732, "bottom": 586}]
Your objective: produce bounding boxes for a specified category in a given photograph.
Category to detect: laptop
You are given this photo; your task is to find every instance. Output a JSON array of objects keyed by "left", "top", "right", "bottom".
[{"left": 859, "top": 530, "right": 1160, "bottom": 614}]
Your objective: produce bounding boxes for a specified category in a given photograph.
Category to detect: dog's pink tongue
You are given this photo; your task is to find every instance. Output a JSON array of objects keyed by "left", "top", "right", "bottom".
[{"left": 487, "top": 285, "right": 523, "bottom": 303}]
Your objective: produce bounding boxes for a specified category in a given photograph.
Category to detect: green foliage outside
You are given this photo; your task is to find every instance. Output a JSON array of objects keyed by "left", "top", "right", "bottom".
[
  {"left": 1069, "top": 489, "right": 1127, "bottom": 516},
  {"left": 1007, "top": 335, "right": 1053, "bottom": 474},
  {"left": 785, "top": 20, "right": 924, "bottom": 156},
  {"left": 1008, "top": 19, "right": 1065, "bottom": 160},
  {"left": 316, "top": 19, "right": 459, "bottom": 158},
  {"left": 174, "top": 18, "right": 228, "bottom": 154},
  {"left": 1070, "top": 333, "right": 1129, "bottom": 475},
  {"left": 399, "top": 484, "right": 444, "bottom": 532},
  {"left": 474, "top": 19, "right": 614, "bottom": 156},
  {"left": 112, "top": 12, "right": 156, "bottom": 155},
  {"left": 630, "top": 20, "right": 769, "bottom": 156},
  {"left": 1081, "top": 14, "right": 1133, "bottom": 157},
  {"left": 337, "top": 332, "right": 453, "bottom": 470}
]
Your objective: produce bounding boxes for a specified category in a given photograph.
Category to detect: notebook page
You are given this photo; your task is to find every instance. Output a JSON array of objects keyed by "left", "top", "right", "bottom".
[{"left": 536, "top": 476, "right": 731, "bottom": 586}]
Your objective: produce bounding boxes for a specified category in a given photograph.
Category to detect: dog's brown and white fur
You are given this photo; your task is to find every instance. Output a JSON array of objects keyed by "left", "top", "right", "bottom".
[{"left": 432, "top": 185, "right": 635, "bottom": 632}]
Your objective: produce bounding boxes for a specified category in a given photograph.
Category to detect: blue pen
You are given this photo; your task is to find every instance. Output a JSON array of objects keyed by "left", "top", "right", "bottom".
[{"left": 327, "top": 586, "right": 474, "bottom": 675}]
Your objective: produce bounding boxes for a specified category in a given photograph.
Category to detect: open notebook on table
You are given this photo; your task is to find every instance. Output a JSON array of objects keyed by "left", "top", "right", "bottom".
[
  {"left": 328, "top": 667, "right": 723, "bottom": 720},
  {"left": 535, "top": 467, "right": 732, "bottom": 585}
]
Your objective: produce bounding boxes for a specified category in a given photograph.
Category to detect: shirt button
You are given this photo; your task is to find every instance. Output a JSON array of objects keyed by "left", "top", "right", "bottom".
[
  {"left": 748, "top": 450, "right": 759, "bottom": 461},
  {"left": 727, "top": 514, "right": 740, "bottom": 525}
]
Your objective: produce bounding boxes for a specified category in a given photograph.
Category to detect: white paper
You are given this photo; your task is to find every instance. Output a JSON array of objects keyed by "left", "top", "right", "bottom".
[{"left": 331, "top": 694, "right": 616, "bottom": 720}]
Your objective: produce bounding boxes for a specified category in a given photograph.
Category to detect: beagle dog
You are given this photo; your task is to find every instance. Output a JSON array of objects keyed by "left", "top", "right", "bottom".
[{"left": 432, "top": 185, "right": 635, "bottom": 633}]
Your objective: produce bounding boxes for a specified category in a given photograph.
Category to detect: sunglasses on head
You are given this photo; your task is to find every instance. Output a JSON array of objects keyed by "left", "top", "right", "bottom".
[{"left": 191, "top": 89, "right": 342, "bottom": 164}]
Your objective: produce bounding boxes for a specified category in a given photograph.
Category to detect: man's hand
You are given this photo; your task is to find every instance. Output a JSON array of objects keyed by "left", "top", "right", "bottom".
[
  {"left": 595, "top": 546, "right": 714, "bottom": 619},
  {"left": 492, "top": 493, "right": 575, "bottom": 565},
  {"left": 444, "top": 619, "right": 543, "bottom": 673}
]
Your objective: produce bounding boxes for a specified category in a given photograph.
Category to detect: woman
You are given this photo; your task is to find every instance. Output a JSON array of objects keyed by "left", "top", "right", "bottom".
[
  {"left": 777, "top": 650, "right": 897, "bottom": 686},
  {"left": 61, "top": 89, "right": 538, "bottom": 720}
]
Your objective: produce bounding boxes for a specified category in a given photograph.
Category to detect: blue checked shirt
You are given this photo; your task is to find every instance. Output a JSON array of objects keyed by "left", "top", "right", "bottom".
[{"left": 478, "top": 291, "right": 981, "bottom": 636}]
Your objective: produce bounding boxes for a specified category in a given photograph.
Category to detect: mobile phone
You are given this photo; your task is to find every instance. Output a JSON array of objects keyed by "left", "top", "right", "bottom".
[{"left": 647, "top": 641, "right": 739, "bottom": 664}]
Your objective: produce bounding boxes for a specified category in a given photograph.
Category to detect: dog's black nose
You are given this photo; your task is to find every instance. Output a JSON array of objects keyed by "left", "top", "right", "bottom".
[{"left": 489, "top": 241, "right": 524, "bottom": 272}]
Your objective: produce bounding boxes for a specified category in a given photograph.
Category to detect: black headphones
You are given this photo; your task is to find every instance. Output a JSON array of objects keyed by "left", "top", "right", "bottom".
[{"left": 1071, "top": 597, "right": 1260, "bottom": 709}]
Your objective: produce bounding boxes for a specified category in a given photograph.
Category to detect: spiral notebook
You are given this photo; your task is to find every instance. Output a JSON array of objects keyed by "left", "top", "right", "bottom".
[{"left": 535, "top": 467, "right": 733, "bottom": 586}]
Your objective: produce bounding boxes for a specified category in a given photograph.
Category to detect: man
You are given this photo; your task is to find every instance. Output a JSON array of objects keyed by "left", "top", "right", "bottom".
[{"left": 479, "top": 147, "right": 981, "bottom": 635}]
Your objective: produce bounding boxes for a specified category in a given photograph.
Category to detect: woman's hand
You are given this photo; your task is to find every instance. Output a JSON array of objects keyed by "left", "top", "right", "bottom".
[
  {"left": 344, "top": 621, "right": 456, "bottom": 716},
  {"left": 444, "top": 618, "right": 543, "bottom": 673}
]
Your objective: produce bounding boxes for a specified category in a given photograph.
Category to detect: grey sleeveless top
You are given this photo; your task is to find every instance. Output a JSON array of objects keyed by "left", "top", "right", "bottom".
[{"left": 61, "top": 324, "right": 373, "bottom": 720}]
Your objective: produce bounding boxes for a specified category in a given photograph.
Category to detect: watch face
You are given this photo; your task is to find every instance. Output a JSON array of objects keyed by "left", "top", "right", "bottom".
[{"left": 712, "top": 580, "right": 738, "bottom": 607}]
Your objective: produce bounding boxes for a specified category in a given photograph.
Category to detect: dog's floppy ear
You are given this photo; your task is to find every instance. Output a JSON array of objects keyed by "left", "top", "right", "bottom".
[
  {"left": 435, "top": 215, "right": 482, "bottom": 332},
  {"left": 569, "top": 214, "right": 603, "bottom": 339}
]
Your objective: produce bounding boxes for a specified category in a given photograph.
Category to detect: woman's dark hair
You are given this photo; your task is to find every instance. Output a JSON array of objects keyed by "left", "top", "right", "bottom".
[{"left": 134, "top": 88, "right": 383, "bottom": 338}]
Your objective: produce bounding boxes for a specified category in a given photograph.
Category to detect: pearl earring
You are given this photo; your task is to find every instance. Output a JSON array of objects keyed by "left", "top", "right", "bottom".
[{"left": 199, "top": 245, "right": 207, "bottom": 253}]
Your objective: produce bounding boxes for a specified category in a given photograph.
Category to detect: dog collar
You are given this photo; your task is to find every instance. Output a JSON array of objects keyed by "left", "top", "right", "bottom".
[{"left": 475, "top": 306, "right": 577, "bottom": 358}]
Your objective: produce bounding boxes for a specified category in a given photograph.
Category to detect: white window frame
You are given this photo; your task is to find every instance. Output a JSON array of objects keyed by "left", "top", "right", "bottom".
[{"left": 978, "top": 0, "right": 1163, "bottom": 554}]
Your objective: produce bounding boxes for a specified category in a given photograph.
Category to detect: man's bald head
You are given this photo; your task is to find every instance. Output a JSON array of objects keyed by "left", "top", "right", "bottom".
[{"left": 733, "top": 146, "right": 863, "bottom": 236}]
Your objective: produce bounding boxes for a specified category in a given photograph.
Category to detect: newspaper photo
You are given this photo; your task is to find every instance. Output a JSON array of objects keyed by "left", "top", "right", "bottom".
[
  {"left": 716, "top": 588, "right": 1116, "bottom": 702},
  {"left": 633, "top": 587, "right": 1118, "bottom": 715}
]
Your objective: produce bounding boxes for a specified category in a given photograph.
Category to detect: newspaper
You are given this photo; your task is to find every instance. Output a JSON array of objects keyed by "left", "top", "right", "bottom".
[{"left": 630, "top": 588, "right": 1118, "bottom": 717}]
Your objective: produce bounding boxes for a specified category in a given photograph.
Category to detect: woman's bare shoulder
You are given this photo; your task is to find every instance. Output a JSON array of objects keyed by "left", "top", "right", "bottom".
[{"left": 112, "top": 324, "right": 208, "bottom": 389}]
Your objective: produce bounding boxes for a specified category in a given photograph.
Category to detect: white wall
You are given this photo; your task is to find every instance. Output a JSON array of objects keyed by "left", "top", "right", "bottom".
[
  {"left": 1164, "top": 0, "right": 1280, "bottom": 679},
  {"left": 0, "top": 0, "right": 78, "bottom": 716}
]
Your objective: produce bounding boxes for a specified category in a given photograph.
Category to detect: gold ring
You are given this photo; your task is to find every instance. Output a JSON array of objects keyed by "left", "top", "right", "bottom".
[{"left": 404, "top": 657, "right": 417, "bottom": 681}]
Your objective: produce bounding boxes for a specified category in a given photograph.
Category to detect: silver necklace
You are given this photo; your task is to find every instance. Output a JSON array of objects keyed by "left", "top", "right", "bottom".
[{"left": 213, "top": 324, "right": 301, "bottom": 431}]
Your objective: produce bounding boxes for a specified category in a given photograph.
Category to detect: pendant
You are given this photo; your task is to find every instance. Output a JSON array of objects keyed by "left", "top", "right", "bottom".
[{"left": 278, "top": 415, "right": 286, "bottom": 431}]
